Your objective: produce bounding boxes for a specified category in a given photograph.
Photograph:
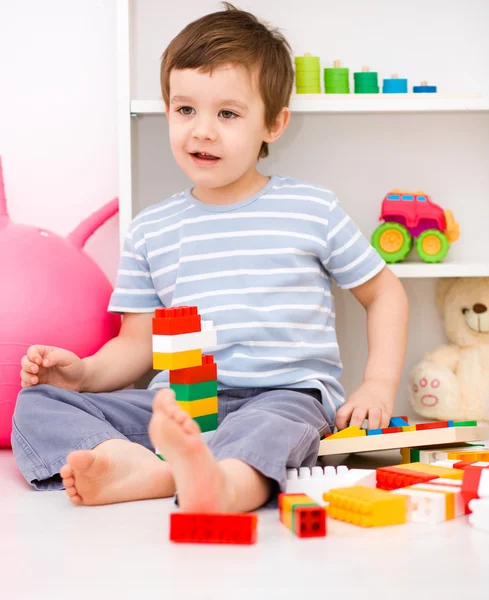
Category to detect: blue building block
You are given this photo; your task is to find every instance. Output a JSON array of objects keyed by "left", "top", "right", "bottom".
[
  {"left": 383, "top": 78, "right": 408, "bottom": 93},
  {"left": 367, "top": 428, "right": 383, "bottom": 436},
  {"left": 389, "top": 417, "right": 409, "bottom": 427},
  {"left": 413, "top": 84, "right": 437, "bottom": 93}
]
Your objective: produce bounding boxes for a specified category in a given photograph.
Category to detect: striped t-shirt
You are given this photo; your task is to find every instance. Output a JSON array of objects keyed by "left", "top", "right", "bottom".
[{"left": 108, "top": 175, "right": 385, "bottom": 423}]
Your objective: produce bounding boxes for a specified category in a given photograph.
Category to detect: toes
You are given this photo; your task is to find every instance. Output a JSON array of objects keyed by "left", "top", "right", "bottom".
[
  {"left": 65, "top": 486, "right": 78, "bottom": 497},
  {"left": 60, "top": 464, "right": 73, "bottom": 479},
  {"left": 62, "top": 476, "right": 75, "bottom": 488},
  {"left": 182, "top": 415, "right": 201, "bottom": 435},
  {"left": 153, "top": 389, "right": 176, "bottom": 413},
  {"left": 67, "top": 450, "right": 96, "bottom": 472},
  {"left": 69, "top": 494, "right": 83, "bottom": 505}
]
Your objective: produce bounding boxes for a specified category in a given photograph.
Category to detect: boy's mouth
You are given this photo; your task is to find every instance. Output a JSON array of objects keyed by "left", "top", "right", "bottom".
[{"left": 190, "top": 151, "right": 221, "bottom": 166}]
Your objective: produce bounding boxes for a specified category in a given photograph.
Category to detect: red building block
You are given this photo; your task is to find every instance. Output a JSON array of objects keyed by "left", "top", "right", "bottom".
[
  {"left": 295, "top": 505, "right": 327, "bottom": 538},
  {"left": 153, "top": 306, "right": 201, "bottom": 335},
  {"left": 169, "top": 513, "right": 257, "bottom": 544},
  {"left": 169, "top": 354, "right": 217, "bottom": 384},
  {"left": 415, "top": 421, "right": 450, "bottom": 431},
  {"left": 462, "top": 465, "right": 489, "bottom": 511},
  {"left": 381, "top": 426, "right": 402, "bottom": 434},
  {"left": 376, "top": 466, "right": 437, "bottom": 490}
]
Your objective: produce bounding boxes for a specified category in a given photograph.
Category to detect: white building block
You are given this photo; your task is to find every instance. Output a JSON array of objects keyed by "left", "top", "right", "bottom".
[
  {"left": 468, "top": 498, "right": 489, "bottom": 533},
  {"left": 285, "top": 465, "right": 376, "bottom": 506},
  {"left": 153, "top": 321, "right": 217, "bottom": 353}
]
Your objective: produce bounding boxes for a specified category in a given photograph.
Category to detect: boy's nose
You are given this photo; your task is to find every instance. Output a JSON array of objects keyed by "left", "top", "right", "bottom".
[{"left": 192, "top": 117, "right": 217, "bottom": 141}]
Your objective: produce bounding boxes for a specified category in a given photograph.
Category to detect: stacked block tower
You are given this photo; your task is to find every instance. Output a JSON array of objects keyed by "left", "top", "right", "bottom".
[{"left": 152, "top": 307, "right": 218, "bottom": 458}]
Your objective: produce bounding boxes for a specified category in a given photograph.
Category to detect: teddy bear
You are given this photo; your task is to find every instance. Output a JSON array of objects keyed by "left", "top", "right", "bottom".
[{"left": 409, "top": 277, "right": 489, "bottom": 423}]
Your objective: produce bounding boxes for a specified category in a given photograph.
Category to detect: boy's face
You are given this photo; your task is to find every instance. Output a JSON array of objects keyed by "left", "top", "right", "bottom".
[{"left": 166, "top": 64, "right": 275, "bottom": 190}]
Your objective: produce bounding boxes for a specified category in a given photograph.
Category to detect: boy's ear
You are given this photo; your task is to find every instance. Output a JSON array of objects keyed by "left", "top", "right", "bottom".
[{"left": 263, "top": 107, "right": 290, "bottom": 144}]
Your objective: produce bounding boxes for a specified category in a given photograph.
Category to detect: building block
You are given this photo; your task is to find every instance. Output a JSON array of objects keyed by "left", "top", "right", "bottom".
[
  {"left": 468, "top": 498, "right": 489, "bottom": 532},
  {"left": 169, "top": 354, "right": 217, "bottom": 384},
  {"left": 153, "top": 307, "right": 201, "bottom": 335},
  {"left": 279, "top": 493, "right": 326, "bottom": 537},
  {"left": 453, "top": 420, "right": 478, "bottom": 427},
  {"left": 169, "top": 513, "right": 257, "bottom": 544},
  {"left": 415, "top": 421, "right": 450, "bottom": 431},
  {"left": 382, "top": 426, "right": 402, "bottom": 434},
  {"left": 324, "top": 486, "right": 407, "bottom": 527},
  {"left": 376, "top": 463, "right": 463, "bottom": 490},
  {"left": 406, "top": 444, "right": 486, "bottom": 464},
  {"left": 367, "top": 428, "right": 383, "bottom": 436},
  {"left": 318, "top": 424, "right": 489, "bottom": 456},
  {"left": 392, "top": 480, "right": 464, "bottom": 523},
  {"left": 170, "top": 380, "right": 218, "bottom": 401},
  {"left": 285, "top": 465, "right": 376, "bottom": 505},
  {"left": 462, "top": 466, "right": 489, "bottom": 510},
  {"left": 389, "top": 417, "right": 409, "bottom": 427},
  {"left": 177, "top": 396, "right": 218, "bottom": 419},
  {"left": 193, "top": 413, "right": 218, "bottom": 432},
  {"left": 153, "top": 348, "right": 202, "bottom": 371},
  {"left": 433, "top": 460, "right": 489, "bottom": 470},
  {"left": 413, "top": 81, "right": 437, "bottom": 93},
  {"left": 401, "top": 425, "right": 416, "bottom": 432},
  {"left": 327, "top": 426, "right": 366, "bottom": 440},
  {"left": 152, "top": 321, "right": 217, "bottom": 354}
]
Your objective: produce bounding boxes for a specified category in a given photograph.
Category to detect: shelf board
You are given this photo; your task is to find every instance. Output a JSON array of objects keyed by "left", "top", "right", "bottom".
[
  {"left": 131, "top": 95, "right": 489, "bottom": 115},
  {"left": 389, "top": 261, "right": 489, "bottom": 278}
]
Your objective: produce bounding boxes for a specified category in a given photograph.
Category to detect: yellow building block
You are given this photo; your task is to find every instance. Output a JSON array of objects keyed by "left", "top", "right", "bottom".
[
  {"left": 447, "top": 450, "right": 489, "bottom": 461},
  {"left": 394, "top": 462, "right": 463, "bottom": 480},
  {"left": 323, "top": 486, "right": 406, "bottom": 527},
  {"left": 177, "top": 396, "right": 218, "bottom": 418},
  {"left": 400, "top": 448, "right": 411, "bottom": 464},
  {"left": 280, "top": 494, "right": 316, "bottom": 530},
  {"left": 153, "top": 349, "right": 202, "bottom": 370},
  {"left": 326, "top": 426, "right": 366, "bottom": 440}
]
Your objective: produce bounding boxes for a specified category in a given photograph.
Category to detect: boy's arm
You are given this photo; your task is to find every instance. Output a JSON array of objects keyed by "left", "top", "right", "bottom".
[
  {"left": 335, "top": 267, "right": 409, "bottom": 430},
  {"left": 81, "top": 312, "right": 154, "bottom": 393}
]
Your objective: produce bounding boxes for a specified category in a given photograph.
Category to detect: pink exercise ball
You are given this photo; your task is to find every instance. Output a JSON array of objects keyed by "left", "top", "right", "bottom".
[{"left": 0, "top": 157, "right": 121, "bottom": 446}]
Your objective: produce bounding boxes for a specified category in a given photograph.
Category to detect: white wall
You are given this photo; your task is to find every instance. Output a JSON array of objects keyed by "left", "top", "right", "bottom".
[
  {"left": 0, "top": 0, "right": 119, "bottom": 281},
  {"left": 129, "top": 0, "right": 489, "bottom": 417}
]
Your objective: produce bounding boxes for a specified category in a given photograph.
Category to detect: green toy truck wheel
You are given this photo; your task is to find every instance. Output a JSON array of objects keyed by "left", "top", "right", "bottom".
[
  {"left": 371, "top": 222, "right": 412, "bottom": 263},
  {"left": 415, "top": 229, "right": 450, "bottom": 263}
]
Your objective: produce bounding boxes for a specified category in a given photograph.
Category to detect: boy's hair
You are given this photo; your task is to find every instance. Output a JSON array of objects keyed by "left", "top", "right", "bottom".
[{"left": 160, "top": 3, "right": 294, "bottom": 159}]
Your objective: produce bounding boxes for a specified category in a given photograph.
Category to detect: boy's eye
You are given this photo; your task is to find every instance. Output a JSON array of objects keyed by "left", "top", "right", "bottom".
[
  {"left": 177, "top": 106, "right": 195, "bottom": 116},
  {"left": 219, "top": 110, "right": 237, "bottom": 119}
]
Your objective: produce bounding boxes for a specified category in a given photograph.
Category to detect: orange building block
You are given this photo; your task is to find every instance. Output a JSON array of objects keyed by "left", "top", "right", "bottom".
[{"left": 376, "top": 463, "right": 463, "bottom": 490}]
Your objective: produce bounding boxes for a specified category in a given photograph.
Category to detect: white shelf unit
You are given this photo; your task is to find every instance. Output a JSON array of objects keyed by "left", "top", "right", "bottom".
[{"left": 117, "top": 0, "right": 489, "bottom": 414}]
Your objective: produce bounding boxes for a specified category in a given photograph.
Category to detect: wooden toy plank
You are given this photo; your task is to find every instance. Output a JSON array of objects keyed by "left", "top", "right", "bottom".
[{"left": 318, "top": 426, "right": 489, "bottom": 457}]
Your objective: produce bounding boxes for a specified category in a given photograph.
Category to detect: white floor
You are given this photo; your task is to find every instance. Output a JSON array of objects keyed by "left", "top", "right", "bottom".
[{"left": 2, "top": 448, "right": 489, "bottom": 600}]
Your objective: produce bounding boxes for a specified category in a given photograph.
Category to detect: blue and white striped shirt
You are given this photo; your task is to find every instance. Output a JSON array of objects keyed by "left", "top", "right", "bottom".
[{"left": 108, "top": 175, "right": 385, "bottom": 422}]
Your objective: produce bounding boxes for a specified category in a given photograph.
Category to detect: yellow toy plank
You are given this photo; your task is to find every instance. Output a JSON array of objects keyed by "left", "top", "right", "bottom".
[
  {"left": 177, "top": 396, "right": 218, "bottom": 418},
  {"left": 318, "top": 425, "right": 489, "bottom": 456},
  {"left": 326, "top": 426, "right": 366, "bottom": 440},
  {"left": 324, "top": 486, "right": 406, "bottom": 527},
  {"left": 153, "top": 349, "right": 202, "bottom": 370}
]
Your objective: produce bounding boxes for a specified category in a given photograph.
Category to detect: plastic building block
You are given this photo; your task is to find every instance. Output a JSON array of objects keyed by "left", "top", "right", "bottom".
[
  {"left": 318, "top": 424, "right": 489, "bottom": 457},
  {"left": 153, "top": 307, "right": 201, "bottom": 335},
  {"left": 169, "top": 354, "right": 217, "bottom": 384},
  {"left": 382, "top": 74, "right": 408, "bottom": 93},
  {"left": 153, "top": 348, "right": 202, "bottom": 371},
  {"left": 193, "top": 413, "right": 218, "bottom": 432},
  {"left": 406, "top": 444, "right": 485, "bottom": 464},
  {"left": 327, "top": 426, "right": 366, "bottom": 440},
  {"left": 453, "top": 420, "right": 478, "bottom": 427},
  {"left": 413, "top": 81, "right": 437, "bottom": 93},
  {"left": 401, "top": 425, "right": 416, "bottom": 432},
  {"left": 371, "top": 189, "right": 460, "bottom": 264},
  {"left": 393, "top": 480, "right": 464, "bottom": 523},
  {"left": 152, "top": 321, "right": 216, "bottom": 354},
  {"left": 177, "top": 396, "right": 218, "bottom": 418},
  {"left": 415, "top": 421, "right": 450, "bottom": 431},
  {"left": 462, "top": 466, "right": 489, "bottom": 510},
  {"left": 389, "top": 417, "right": 409, "bottom": 427},
  {"left": 170, "top": 380, "right": 218, "bottom": 401},
  {"left": 169, "top": 513, "right": 257, "bottom": 544},
  {"left": 279, "top": 493, "right": 326, "bottom": 537},
  {"left": 376, "top": 463, "right": 463, "bottom": 490},
  {"left": 285, "top": 465, "right": 376, "bottom": 505},
  {"left": 324, "top": 486, "right": 407, "bottom": 527},
  {"left": 468, "top": 498, "right": 489, "bottom": 532},
  {"left": 367, "top": 428, "right": 383, "bottom": 436}
]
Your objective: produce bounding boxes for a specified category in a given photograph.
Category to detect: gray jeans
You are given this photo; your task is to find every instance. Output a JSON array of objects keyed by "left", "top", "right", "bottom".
[{"left": 11, "top": 384, "right": 333, "bottom": 495}]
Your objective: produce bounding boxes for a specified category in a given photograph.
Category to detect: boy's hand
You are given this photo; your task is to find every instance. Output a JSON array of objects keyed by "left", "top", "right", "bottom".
[
  {"left": 335, "top": 379, "right": 395, "bottom": 431},
  {"left": 20, "top": 345, "right": 86, "bottom": 391}
]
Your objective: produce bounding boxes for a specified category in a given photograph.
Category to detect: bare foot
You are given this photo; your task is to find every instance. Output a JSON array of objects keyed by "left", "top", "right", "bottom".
[
  {"left": 60, "top": 438, "right": 175, "bottom": 506},
  {"left": 148, "top": 390, "right": 235, "bottom": 513}
]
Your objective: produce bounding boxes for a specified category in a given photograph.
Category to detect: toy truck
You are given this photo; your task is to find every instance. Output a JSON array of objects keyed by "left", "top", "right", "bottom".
[{"left": 371, "top": 190, "right": 460, "bottom": 263}]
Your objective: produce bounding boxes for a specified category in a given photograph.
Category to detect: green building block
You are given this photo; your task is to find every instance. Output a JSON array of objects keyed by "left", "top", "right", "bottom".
[
  {"left": 170, "top": 380, "right": 218, "bottom": 401},
  {"left": 194, "top": 413, "right": 218, "bottom": 432},
  {"left": 452, "top": 420, "right": 478, "bottom": 427}
]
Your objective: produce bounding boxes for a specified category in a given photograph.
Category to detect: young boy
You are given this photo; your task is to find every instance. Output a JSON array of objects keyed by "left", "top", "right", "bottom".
[{"left": 13, "top": 4, "right": 408, "bottom": 513}]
